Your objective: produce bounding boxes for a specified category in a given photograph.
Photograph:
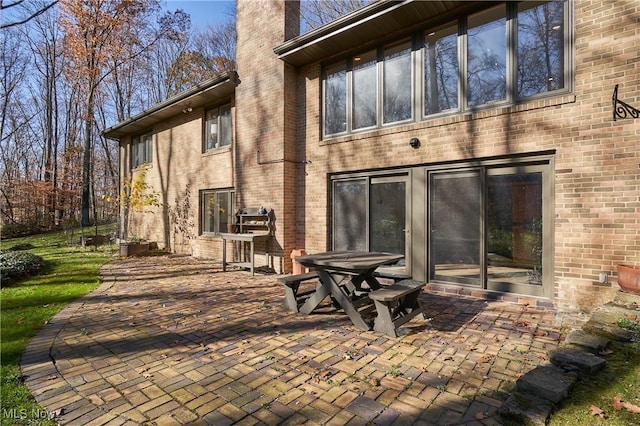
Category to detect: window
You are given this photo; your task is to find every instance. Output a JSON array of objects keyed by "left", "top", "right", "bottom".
[
  {"left": 466, "top": 6, "right": 507, "bottom": 107},
  {"left": 204, "top": 104, "right": 232, "bottom": 151},
  {"left": 517, "top": 1, "right": 565, "bottom": 97},
  {"left": 321, "top": 1, "right": 569, "bottom": 138},
  {"left": 424, "top": 24, "right": 458, "bottom": 115},
  {"left": 352, "top": 50, "right": 377, "bottom": 130},
  {"left": 201, "top": 189, "right": 235, "bottom": 235},
  {"left": 383, "top": 42, "right": 412, "bottom": 124},
  {"left": 132, "top": 132, "right": 152, "bottom": 168},
  {"left": 324, "top": 63, "right": 347, "bottom": 135}
]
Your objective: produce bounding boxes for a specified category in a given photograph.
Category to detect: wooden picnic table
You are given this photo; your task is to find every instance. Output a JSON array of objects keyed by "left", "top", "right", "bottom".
[{"left": 294, "top": 251, "right": 404, "bottom": 331}]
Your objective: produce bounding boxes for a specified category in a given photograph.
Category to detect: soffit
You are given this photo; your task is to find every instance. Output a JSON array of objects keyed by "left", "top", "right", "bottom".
[
  {"left": 275, "top": 0, "right": 492, "bottom": 67},
  {"left": 102, "top": 72, "right": 239, "bottom": 140}
]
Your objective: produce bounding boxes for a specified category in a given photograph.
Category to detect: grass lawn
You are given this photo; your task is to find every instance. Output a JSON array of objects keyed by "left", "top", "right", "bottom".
[{"left": 1, "top": 226, "right": 115, "bottom": 426}]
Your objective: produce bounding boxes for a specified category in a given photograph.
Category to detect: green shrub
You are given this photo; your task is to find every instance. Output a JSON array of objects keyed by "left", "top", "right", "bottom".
[
  {"left": 8, "top": 243, "right": 35, "bottom": 251},
  {"left": 0, "top": 222, "right": 43, "bottom": 239},
  {"left": 0, "top": 251, "right": 45, "bottom": 287}
]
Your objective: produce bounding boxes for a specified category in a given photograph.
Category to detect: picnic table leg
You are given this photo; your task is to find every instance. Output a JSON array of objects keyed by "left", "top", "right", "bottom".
[
  {"left": 299, "top": 282, "right": 330, "bottom": 314},
  {"left": 318, "top": 270, "right": 372, "bottom": 331},
  {"left": 371, "top": 300, "right": 398, "bottom": 337},
  {"left": 222, "top": 238, "right": 227, "bottom": 272},
  {"left": 250, "top": 240, "right": 255, "bottom": 276}
]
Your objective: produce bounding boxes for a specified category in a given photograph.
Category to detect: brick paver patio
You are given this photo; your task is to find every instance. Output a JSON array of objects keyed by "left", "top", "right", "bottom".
[{"left": 21, "top": 256, "right": 583, "bottom": 425}]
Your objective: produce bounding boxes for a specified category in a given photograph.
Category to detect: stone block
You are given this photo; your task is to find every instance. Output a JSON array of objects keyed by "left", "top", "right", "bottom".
[{"left": 516, "top": 365, "right": 576, "bottom": 403}]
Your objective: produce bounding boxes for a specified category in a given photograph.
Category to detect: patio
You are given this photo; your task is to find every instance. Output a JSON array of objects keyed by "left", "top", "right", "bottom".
[{"left": 21, "top": 255, "right": 584, "bottom": 425}]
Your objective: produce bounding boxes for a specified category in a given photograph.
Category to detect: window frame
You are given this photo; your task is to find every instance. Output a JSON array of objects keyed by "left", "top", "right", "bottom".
[
  {"left": 200, "top": 188, "right": 235, "bottom": 236},
  {"left": 203, "top": 103, "right": 232, "bottom": 153},
  {"left": 132, "top": 131, "right": 153, "bottom": 168},
  {"left": 321, "top": 0, "right": 571, "bottom": 139}
]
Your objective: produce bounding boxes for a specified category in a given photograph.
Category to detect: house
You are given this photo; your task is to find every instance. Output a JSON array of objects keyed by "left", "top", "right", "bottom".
[{"left": 103, "top": 0, "right": 639, "bottom": 313}]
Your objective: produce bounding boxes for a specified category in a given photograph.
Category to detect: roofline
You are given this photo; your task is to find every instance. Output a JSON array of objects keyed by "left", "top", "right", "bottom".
[
  {"left": 274, "top": 0, "right": 402, "bottom": 58},
  {"left": 102, "top": 71, "right": 240, "bottom": 140}
]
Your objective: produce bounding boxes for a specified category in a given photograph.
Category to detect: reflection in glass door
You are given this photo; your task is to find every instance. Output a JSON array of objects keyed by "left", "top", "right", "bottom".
[
  {"left": 429, "top": 170, "right": 482, "bottom": 286},
  {"left": 487, "top": 170, "right": 543, "bottom": 293},
  {"left": 370, "top": 178, "right": 406, "bottom": 255}
]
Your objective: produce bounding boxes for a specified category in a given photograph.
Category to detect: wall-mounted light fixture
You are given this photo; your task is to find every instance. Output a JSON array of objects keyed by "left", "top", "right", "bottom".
[
  {"left": 182, "top": 106, "right": 193, "bottom": 114},
  {"left": 409, "top": 137, "right": 421, "bottom": 149}
]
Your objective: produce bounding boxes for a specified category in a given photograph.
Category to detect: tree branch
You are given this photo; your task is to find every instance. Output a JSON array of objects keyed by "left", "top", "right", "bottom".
[{"left": 1, "top": 1, "right": 58, "bottom": 29}]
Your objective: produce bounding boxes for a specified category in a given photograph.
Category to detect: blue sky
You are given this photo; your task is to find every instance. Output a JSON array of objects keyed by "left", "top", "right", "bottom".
[{"left": 164, "top": 0, "right": 235, "bottom": 28}]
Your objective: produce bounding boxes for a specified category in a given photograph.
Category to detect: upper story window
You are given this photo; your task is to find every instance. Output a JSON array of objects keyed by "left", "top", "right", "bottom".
[
  {"left": 467, "top": 5, "right": 507, "bottom": 107},
  {"left": 204, "top": 104, "right": 232, "bottom": 152},
  {"left": 383, "top": 41, "right": 412, "bottom": 124},
  {"left": 322, "top": 0, "right": 569, "bottom": 139},
  {"left": 424, "top": 24, "right": 458, "bottom": 115},
  {"left": 132, "top": 132, "right": 152, "bottom": 168},
  {"left": 517, "top": 1, "right": 565, "bottom": 97}
]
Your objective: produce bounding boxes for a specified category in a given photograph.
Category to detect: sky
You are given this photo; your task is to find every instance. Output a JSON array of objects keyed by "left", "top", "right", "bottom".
[{"left": 164, "top": 0, "right": 235, "bottom": 29}]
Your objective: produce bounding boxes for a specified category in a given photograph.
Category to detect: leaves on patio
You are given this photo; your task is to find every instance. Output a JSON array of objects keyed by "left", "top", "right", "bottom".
[{"left": 136, "top": 367, "right": 153, "bottom": 378}]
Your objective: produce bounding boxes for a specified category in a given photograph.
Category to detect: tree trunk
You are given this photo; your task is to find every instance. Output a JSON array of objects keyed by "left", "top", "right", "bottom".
[{"left": 81, "top": 89, "right": 94, "bottom": 227}]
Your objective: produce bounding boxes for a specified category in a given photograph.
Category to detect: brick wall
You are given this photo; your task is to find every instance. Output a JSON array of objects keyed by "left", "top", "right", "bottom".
[
  {"left": 234, "top": 0, "right": 300, "bottom": 272},
  {"left": 296, "top": 0, "right": 639, "bottom": 311}
]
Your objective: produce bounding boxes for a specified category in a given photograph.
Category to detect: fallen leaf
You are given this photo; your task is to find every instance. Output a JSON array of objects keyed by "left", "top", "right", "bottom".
[
  {"left": 589, "top": 405, "right": 606, "bottom": 418},
  {"left": 475, "top": 411, "right": 486, "bottom": 420},
  {"left": 480, "top": 355, "right": 493, "bottom": 363},
  {"left": 319, "top": 369, "right": 332, "bottom": 379},
  {"left": 369, "top": 378, "right": 380, "bottom": 387},
  {"left": 598, "top": 349, "right": 614, "bottom": 356},
  {"left": 613, "top": 395, "right": 640, "bottom": 413}
]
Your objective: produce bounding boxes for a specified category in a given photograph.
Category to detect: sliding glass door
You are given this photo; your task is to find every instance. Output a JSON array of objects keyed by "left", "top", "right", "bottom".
[
  {"left": 333, "top": 173, "right": 409, "bottom": 269},
  {"left": 429, "top": 170, "right": 482, "bottom": 286},
  {"left": 428, "top": 163, "right": 550, "bottom": 297}
]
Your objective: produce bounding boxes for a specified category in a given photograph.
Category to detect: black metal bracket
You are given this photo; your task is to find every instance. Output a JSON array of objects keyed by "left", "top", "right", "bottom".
[{"left": 612, "top": 84, "right": 639, "bottom": 121}]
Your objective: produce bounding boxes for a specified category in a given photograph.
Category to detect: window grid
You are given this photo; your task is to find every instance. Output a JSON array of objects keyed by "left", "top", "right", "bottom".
[
  {"left": 201, "top": 189, "right": 235, "bottom": 236},
  {"left": 132, "top": 132, "right": 152, "bottom": 168},
  {"left": 204, "top": 103, "right": 232, "bottom": 152}
]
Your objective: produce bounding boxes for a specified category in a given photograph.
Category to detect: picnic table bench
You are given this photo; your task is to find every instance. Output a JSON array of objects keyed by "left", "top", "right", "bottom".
[
  {"left": 277, "top": 271, "right": 319, "bottom": 312},
  {"left": 369, "top": 279, "right": 426, "bottom": 337}
]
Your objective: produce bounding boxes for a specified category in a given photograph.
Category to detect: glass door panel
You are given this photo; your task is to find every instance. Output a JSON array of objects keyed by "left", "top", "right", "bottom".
[
  {"left": 429, "top": 170, "right": 482, "bottom": 286},
  {"left": 370, "top": 179, "right": 406, "bottom": 255},
  {"left": 487, "top": 170, "right": 543, "bottom": 293},
  {"left": 333, "top": 179, "right": 367, "bottom": 251}
]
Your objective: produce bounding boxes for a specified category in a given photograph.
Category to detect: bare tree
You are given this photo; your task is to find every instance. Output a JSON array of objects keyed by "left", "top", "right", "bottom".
[
  {"left": 301, "top": 0, "right": 369, "bottom": 32},
  {"left": 59, "top": 0, "right": 189, "bottom": 227},
  {"left": 0, "top": 0, "right": 58, "bottom": 29}
]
